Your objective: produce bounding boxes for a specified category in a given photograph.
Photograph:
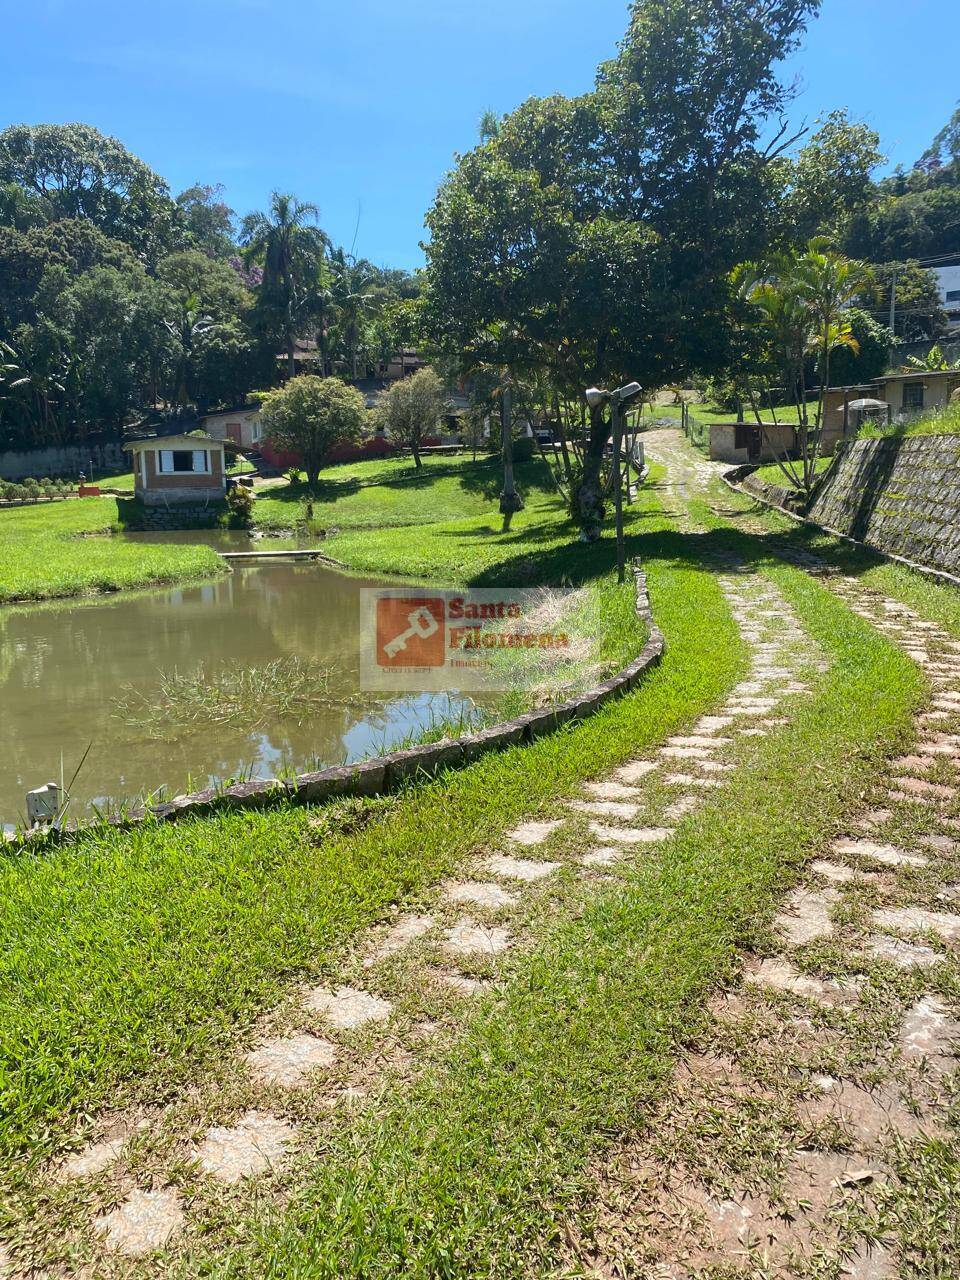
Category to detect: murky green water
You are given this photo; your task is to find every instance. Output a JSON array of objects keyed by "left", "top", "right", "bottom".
[{"left": 0, "top": 559, "right": 479, "bottom": 828}]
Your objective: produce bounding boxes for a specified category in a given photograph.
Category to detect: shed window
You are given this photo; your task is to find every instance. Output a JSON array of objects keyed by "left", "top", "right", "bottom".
[
  {"left": 158, "top": 448, "right": 210, "bottom": 474},
  {"left": 946, "top": 290, "right": 960, "bottom": 302},
  {"left": 902, "top": 383, "right": 924, "bottom": 411}
]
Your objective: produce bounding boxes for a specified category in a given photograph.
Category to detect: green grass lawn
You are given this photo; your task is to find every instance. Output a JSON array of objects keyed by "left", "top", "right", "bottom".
[
  {"left": 230, "top": 561, "right": 920, "bottom": 1278},
  {"left": 252, "top": 452, "right": 558, "bottom": 533},
  {"left": 0, "top": 497, "right": 223, "bottom": 603},
  {"left": 751, "top": 454, "right": 833, "bottom": 488}
]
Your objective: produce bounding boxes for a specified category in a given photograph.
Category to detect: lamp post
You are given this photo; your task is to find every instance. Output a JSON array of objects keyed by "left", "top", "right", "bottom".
[{"left": 584, "top": 382, "right": 642, "bottom": 583}]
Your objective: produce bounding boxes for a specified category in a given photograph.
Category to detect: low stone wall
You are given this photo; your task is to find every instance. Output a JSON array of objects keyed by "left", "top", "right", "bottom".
[
  {"left": 17, "top": 562, "right": 664, "bottom": 844},
  {"left": 124, "top": 503, "right": 227, "bottom": 531},
  {"left": 740, "top": 469, "right": 804, "bottom": 514}
]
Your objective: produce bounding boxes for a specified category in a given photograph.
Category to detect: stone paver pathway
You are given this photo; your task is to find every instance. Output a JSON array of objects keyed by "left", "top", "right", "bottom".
[
  {"left": 558, "top": 429, "right": 960, "bottom": 1279},
  {"left": 7, "top": 428, "right": 957, "bottom": 1279}
]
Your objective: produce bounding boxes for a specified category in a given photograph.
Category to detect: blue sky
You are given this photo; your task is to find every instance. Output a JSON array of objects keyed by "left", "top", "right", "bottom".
[{"left": 2, "top": 0, "right": 957, "bottom": 270}]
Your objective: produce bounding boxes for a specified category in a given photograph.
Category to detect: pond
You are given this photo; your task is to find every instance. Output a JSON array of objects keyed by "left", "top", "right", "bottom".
[{"left": 0, "top": 560, "right": 482, "bottom": 830}]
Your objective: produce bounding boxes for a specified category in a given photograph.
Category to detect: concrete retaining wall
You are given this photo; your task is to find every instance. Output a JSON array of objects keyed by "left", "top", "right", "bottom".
[
  {"left": 804, "top": 435, "right": 960, "bottom": 576},
  {"left": 0, "top": 441, "right": 125, "bottom": 480},
  {"left": 124, "top": 504, "right": 228, "bottom": 530},
  {"left": 732, "top": 434, "right": 960, "bottom": 583},
  {"left": 17, "top": 562, "right": 664, "bottom": 844}
]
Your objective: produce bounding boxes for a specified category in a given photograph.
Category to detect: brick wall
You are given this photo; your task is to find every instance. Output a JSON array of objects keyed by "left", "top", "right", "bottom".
[{"left": 806, "top": 435, "right": 960, "bottom": 576}]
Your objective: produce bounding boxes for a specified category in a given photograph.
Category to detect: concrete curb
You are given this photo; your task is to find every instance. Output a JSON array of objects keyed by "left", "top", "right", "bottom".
[
  {"left": 723, "top": 468, "right": 960, "bottom": 591},
  {"left": 12, "top": 561, "right": 664, "bottom": 845}
]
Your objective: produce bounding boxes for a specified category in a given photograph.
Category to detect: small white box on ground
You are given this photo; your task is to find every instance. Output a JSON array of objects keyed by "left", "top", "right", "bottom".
[{"left": 26, "top": 783, "right": 61, "bottom": 826}]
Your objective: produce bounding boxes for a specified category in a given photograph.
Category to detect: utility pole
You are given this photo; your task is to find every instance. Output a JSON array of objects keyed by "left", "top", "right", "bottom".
[{"left": 888, "top": 268, "right": 897, "bottom": 339}]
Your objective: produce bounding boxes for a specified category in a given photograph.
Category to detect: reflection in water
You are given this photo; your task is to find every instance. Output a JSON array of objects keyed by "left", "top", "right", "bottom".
[{"left": 0, "top": 564, "right": 481, "bottom": 827}]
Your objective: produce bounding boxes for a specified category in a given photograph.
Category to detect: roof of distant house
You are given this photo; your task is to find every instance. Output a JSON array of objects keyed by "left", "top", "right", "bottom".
[{"left": 123, "top": 431, "right": 246, "bottom": 452}]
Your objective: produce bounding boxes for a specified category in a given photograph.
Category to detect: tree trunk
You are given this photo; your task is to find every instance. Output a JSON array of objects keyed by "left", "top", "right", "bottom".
[
  {"left": 577, "top": 401, "right": 611, "bottom": 541},
  {"left": 411, "top": 438, "right": 422, "bottom": 469},
  {"left": 499, "top": 379, "right": 523, "bottom": 531}
]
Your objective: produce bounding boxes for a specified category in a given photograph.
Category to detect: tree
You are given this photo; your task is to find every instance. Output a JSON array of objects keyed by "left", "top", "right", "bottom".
[
  {"left": 846, "top": 185, "right": 960, "bottom": 261},
  {"left": 240, "top": 192, "right": 329, "bottom": 377},
  {"left": 374, "top": 367, "right": 447, "bottom": 467},
  {"left": 740, "top": 240, "right": 866, "bottom": 492},
  {"left": 777, "top": 110, "right": 882, "bottom": 244},
  {"left": 827, "top": 308, "right": 892, "bottom": 385},
  {"left": 164, "top": 292, "right": 215, "bottom": 408},
  {"left": 851, "top": 261, "right": 947, "bottom": 343},
  {"left": 176, "top": 183, "right": 236, "bottom": 259},
  {"left": 0, "top": 123, "right": 181, "bottom": 264},
  {"left": 904, "top": 343, "right": 960, "bottom": 372},
  {"left": 257, "top": 375, "right": 367, "bottom": 489},
  {"left": 917, "top": 101, "right": 960, "bottom": 181},
  {"left": 327, "top": 249, "right": 378, "bottom": 379},
  {"left": 424, "top": 0, "right": 821, "bottom": 538}
]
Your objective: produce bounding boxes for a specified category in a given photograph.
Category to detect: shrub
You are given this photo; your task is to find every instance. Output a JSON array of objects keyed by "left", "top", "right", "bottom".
[
  {"left": 225, "top": 483, "right": 255, "bottom": 527},
  {"left": 512, "top": 436, "right": 535, "bottom": 463}
]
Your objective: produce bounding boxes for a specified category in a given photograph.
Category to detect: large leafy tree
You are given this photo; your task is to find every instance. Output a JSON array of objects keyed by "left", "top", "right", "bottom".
[
  {"left": 0, "top": 123, "right": 181, "bottom": 264},
  {"left": 424, "top": 0, "right": 821, "bottom": 537},
  {"left": 776, "top": 110, "right": 883, "bottom": 245},
  {"left": 176, "top": 183, "right": 236, "bottom": 259},
  {"left": 257, "top": 375, "right": 367, "bottom": 489},
  {"left": 239, "top": 192, "right": 329, "bottom": 378}
]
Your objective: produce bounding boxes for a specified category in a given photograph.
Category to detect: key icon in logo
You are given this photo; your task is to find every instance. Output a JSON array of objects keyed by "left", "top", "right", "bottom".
[
  {"left": 384, "top": 605, "right": 440, "bottom": 657},
  {"left": 376, "top": 597, "right": 446, "bottom": 667}
]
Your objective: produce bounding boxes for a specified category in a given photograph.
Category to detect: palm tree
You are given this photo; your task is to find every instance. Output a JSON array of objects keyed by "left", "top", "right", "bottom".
[
  {"left": 328, "top": 250, "right": 377, "bottom": 379},
  {"left": 792, "top": 239, "right": 865, "bottom": 431},
  {"left": 164, "top": 292, "right": 215, "bottom": 408},
  {"left": 240, "top": 193, "right": 329, "bottom": 378},
  {"left": 0, "top": 339, "right": 66, "bottom": 444},
  {"left": 745, "top": 241, "right": 865, "bottom": 494}
]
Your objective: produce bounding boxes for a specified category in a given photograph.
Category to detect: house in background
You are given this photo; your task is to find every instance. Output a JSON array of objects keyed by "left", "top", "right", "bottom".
[
  {"left": 201, "top": 406, "right": 264, "bottom": 450},
  {"left": 124, "top": 433, "right": 229, "bottom": 505},
  {"left": 708, "top": 416, "right": 847, "bottom": 465},
  {"left": 824, "top": 368, "right": 960, "bottom": 427}
]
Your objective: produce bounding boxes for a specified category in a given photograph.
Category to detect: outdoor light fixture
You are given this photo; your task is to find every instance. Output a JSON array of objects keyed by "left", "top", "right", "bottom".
[
  {"left": 584, "top": 382, "right": 642, "bottom": 408},
  {"left": 613, "top": 381, "right": 642, "bottom": 404}
]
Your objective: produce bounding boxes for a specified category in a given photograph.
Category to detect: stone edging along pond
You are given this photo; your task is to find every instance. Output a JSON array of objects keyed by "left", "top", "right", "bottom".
[{"left": 15, "top": 562, "right": 664, "bottom": 845}]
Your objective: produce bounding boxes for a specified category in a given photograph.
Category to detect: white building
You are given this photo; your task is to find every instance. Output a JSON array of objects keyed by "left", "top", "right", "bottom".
[{"left": 931, "top": 264, "right": 960, "bottom": 326}]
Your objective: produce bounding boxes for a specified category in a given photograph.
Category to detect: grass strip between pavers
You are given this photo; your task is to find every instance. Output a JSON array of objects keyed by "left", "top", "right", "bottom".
[{"left": 202, "top": 558, "right": 923, "bottom": 1279}]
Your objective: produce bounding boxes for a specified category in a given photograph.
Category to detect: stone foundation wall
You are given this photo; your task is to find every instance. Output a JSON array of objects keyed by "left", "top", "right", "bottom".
[
  {"left": 805, "top": 435, "right": 960, "bottom": 577},
  {"left": 129, "top": 504, "right": 227, "bottom": 531}
]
